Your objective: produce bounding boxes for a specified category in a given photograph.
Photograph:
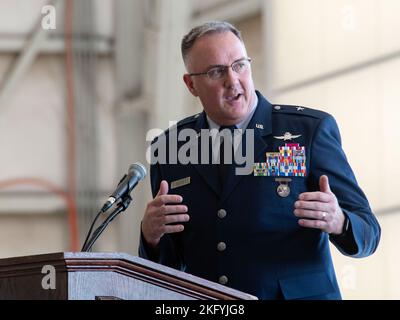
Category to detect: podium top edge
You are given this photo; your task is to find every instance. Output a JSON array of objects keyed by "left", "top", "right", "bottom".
[{"left": 0, "top": 252, "right": 258, "bottom": 300}]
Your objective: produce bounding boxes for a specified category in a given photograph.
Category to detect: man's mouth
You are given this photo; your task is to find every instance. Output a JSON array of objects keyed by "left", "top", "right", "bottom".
[{"left": 224, "top": 93, "right": 243, "bottom": 102}]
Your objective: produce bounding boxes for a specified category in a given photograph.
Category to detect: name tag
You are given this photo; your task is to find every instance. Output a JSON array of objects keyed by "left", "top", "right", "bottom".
[{"left": 171, "top": 177, "right": 191, "bottom": 190}]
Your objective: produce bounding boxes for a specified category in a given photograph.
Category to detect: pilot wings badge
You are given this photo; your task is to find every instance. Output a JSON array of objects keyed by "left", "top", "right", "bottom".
[{"left": 273, "top": 132, "right": 301, "bottom": 141}]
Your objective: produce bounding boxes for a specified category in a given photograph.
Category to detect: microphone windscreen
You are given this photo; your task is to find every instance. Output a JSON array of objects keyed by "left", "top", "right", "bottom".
[{"left": 129, "top": 162, "right": 147, "bottom": 180}]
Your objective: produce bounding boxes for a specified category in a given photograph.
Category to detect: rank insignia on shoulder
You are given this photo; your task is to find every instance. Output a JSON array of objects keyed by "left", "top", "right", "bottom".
[{"left": 253, "top": 143, "right": 307, "bottom": 177}]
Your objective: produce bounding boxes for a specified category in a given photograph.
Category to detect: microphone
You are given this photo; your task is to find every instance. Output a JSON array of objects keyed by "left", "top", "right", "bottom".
[
  {"left": 81, "top": 162, "right": 146, "bottom": 252},
  {"left": 101, "top": 162, "right": 147, "bottom": 213}
]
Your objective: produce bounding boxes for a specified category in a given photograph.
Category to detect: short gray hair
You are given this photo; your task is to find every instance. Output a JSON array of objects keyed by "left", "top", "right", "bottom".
[{"left": 181, "top": 21, "right": 244, "bottom": 68}]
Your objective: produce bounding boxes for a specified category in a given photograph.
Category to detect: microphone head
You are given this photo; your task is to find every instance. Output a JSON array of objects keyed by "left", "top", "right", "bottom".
[{"left": 129, "top": 162, "right": 147, "bottom": 181}]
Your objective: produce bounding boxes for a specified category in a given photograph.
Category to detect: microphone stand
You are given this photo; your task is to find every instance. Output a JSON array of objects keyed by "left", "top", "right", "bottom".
[{"left": 81, "top": 194, "right": 132, "bottom": 252}]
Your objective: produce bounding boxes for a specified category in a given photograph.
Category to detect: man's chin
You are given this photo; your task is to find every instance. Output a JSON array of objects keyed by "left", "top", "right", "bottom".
[{"left": 221, "top": 111, "right": 248, "bottom": 124}]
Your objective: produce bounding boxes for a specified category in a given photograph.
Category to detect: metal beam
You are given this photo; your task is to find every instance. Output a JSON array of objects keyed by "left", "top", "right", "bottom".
[
  {"left": 115, "top": 0, "right": 144, "bottom": 101},
  {"left": 0, "top": 0, "right": 62, "bottom": 107},
  {"left": 272, "top": 50, "right": 400, "bottom": 96},
  {"left": 0, "top": 33, "right": 113, "bottom": 54},
  {"left": 145, "top": 0, "right": 192, "bottom": 129}
]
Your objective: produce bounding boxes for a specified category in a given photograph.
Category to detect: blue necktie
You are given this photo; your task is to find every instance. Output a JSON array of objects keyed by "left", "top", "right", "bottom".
[{"left": 218, "top": 125, "right": 237, "bottom": 186}]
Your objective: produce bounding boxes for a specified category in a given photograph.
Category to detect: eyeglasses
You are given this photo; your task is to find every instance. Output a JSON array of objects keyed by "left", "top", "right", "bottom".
[{"left": 188, "top": 58, "right": 252, "bottom": 80}]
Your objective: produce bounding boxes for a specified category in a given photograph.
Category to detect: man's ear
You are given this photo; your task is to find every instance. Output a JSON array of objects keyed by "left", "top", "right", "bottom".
[{"left": 183, "top": 74, "right": 198, "bottom": 97}]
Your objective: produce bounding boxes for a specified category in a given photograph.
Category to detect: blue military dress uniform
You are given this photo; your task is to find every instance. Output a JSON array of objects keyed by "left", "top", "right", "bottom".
[{"left": 139, "top": 90, "right": 380, "bottom": 300}]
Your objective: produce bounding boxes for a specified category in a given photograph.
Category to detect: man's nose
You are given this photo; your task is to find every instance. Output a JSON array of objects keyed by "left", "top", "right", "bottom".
[{"left": 223, "top": 67, "right": 239, "bottom": 88}]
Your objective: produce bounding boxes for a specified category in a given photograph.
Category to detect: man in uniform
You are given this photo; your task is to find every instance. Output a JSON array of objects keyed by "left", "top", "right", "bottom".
[{"left": 139, "top": 21, "right": 380, "bottom": 299}]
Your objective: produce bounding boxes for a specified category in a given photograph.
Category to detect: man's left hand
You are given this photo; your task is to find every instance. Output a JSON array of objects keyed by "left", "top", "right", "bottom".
[{"left": 294, "top": 175, "right": 345, "bottom": 234}]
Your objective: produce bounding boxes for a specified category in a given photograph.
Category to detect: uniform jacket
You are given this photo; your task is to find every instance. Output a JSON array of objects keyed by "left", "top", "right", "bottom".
[{"left": 139, "top": 91, "right": 380, "bottom": 300}]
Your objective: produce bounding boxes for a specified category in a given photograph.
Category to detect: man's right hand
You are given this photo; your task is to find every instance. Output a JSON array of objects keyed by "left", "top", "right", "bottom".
[{"left": 141, "top": 180, "right": 189, "bottom": 248}]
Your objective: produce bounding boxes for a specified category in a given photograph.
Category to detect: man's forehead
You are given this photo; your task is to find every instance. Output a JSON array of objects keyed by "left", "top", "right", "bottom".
[
  {"left": 189, "top": 32, "right": 247, "bottom": 66},
  {"left": 194, "top": 32, "right": 244, "bottom": 50}
]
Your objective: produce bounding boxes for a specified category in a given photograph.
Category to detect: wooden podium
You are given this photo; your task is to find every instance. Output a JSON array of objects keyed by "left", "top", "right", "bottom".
[{"left": 0, "top": 252, "right": 257, "bottom": 300}]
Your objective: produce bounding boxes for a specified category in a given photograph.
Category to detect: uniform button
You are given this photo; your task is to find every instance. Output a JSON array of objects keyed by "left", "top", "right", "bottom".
[
  {"left": 217, "top": 209, "right": 227, "bottom": 219},
  {"left": 274, "top": 105, "right": 281, "bottom": 110},
  {"left": 219, "top": 275, "right": 228, "bottom": 285},
  {"left": 217, "top": 242, "right": 226, "bottom": 252}
]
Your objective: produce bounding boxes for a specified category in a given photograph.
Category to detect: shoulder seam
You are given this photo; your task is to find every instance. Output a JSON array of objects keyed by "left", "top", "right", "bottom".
[
  {"left": 160, "top": 112, "right": 200, "bottom": 137},
  {"left": 271, "top": 104, "right": 329, "bottom": 120}
]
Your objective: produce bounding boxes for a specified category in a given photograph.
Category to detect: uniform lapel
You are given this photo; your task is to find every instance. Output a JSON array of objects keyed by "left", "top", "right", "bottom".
[
  {"left": 190, "top": 111, "right": 221, "bottom": 196},
  {"left": 219, "top": 91, "right": 273, "bottom": 203}
]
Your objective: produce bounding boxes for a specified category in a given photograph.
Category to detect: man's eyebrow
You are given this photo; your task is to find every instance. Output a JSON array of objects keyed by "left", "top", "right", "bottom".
[
  {"left": 232, "top": 57, "right": 247, "bottom": 63},
  {"left": 205, "top": 57, "right": 247, "bottom": 70},
  {"left": 205, "top": 63, "right": 225, "bottom": 70}
]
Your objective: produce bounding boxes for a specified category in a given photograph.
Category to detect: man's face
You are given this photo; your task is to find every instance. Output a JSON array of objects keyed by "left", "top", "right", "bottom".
[{"left": 183, "top": 32, "right": 256, "bottom": 126}]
